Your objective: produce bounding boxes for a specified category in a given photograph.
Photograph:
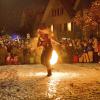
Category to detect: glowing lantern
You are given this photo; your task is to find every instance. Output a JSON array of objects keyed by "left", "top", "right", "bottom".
[{"left": 50, "top": 50, "right": 58, "bottom": 65}]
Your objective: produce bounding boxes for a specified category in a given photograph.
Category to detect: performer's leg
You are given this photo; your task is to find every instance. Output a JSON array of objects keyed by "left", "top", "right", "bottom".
[
  {"left": 46, "top": 50, "right": 52, "bottom": 76},
  {"left": 41, "top": 51, "right": 45, "bottom": 65},
  {"left": 46, "top": 65, "right": 52, "bottom": 76},
  {"left": 46, "top": 62, "right": 52, "bottom": 76},
  {"left": 41, "top": 51, "right": 52, "bottom": 76}
]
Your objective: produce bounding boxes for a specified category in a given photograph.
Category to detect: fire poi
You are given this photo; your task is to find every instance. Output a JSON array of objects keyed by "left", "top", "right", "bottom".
[{"left": 50, "top": 50, "right": 58, "bottom": 65}]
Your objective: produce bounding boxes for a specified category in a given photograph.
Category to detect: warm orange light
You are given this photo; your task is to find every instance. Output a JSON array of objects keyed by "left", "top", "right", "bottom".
[
  {"left": 50, "top": 50, "right": 58, "bottom": 65},
  {"left": 51, "top": 24, "right": 54, "bottom": 32},
  {"left": 67, "top": 22, "right": 71, "bottom": 31}
]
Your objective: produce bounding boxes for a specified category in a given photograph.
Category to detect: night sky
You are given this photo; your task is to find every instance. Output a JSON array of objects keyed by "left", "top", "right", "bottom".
[
  {"left": 0, "top": 0, "right": 48, "bottom": 33},
  {"left": 0, "top": 0, "right": 92, "bottom": 33}
]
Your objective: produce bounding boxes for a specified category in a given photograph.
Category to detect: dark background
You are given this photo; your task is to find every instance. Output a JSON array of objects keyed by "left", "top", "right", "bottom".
[
  {"left": 0, "top": 0, "right": 48, "bottom": 33},
  {"left": 0, "top": 0, "right": 93, "bottom": 33}
]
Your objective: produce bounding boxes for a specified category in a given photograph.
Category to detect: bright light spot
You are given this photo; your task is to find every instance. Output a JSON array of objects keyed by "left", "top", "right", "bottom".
[
  {"left": 67, "top": 22, "right": 71, "bottom": 31},
  {"left": 47, "top": 79, "right": 58, "bottom": 98},
  {"left": 52, "top": 72, "right": 79, "bottom": 79},
  {"left": 18, "top": 71, "right": 80, "bottom": 78},
  {"left": 50, "top": 50, "right": 58, "bottom": 65},
  {"left": 47, "top": 72, "right": 80, "bottom": 98},
  {"left": 51, "top": 24, "right": 54, "bottom": 32},
  {"left": 18, "top": 72, "right": 46, "bottom": 77},
  {"left": 34, "top": 72, "right": 46, "bottom": 76}
]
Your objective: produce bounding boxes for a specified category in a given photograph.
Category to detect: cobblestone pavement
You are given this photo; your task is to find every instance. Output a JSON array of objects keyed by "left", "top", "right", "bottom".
[{"left": 0, "top": 64, "right": 100, "bottom": 100}]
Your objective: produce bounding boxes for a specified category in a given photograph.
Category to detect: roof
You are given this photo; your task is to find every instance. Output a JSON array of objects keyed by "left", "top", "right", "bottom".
[
  {"left": 60, "top": 0, "right": 77, "bottom": 18},
  {"left": 20, "top": 0, "right": 94, "bottom": 31}
]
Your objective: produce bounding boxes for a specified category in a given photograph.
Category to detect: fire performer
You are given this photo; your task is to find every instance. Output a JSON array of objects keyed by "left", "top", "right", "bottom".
[{"left": 37, "top": 30, "right": 53, "bottom": 76}]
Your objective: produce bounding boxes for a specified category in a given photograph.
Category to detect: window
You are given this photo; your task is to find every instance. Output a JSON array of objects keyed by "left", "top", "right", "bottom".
[
  {"left": 54, "top": 10, "right": 56, "bottom": 16},
  {"left": 67, "top": 22, "right": 72, "bottom": 31},
  {"left": 64, "top": 23, "right": 67, "bottom": 31},
  {"left": 52, "top": 9, "right": 54, "bottom": 16},
  {"left": 51, "top": 8, "right": 63, "bottom": 17},
  {"left": 61, "top": 8, "right": 64, "bottom": 15},
  {"left": 52, "top": 9, "right": 56, "bottom": 16},
  {"left": 59, "top": 24, "right": 62, "bottom": 32},
  {"left": 57, "top": 8, "right": 59, "bottom": 16}
]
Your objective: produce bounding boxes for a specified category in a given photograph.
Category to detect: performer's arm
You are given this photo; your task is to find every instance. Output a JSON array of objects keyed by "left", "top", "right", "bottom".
[
  {"left": 51, "top": 39, "right": 60, "bottom": 45},
  {"left": 37, "top": 37, "right": 41, "bottom": 47}
]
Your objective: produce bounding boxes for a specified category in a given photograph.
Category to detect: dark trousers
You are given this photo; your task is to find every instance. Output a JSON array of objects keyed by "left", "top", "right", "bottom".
[
  {"left": 41, "top": 48, "right": 52, "bottom": 66},
  {"left": 41, "top": 47, "right": 52, "bottom": 75}
]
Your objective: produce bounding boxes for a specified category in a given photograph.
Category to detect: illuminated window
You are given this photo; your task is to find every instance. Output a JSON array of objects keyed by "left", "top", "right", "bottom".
[
  {"left": 51, "top": 24, "right": 54, "bottom": 32},
  {"left": 67, "top": 22, "right": 71, "bottom": 31}
]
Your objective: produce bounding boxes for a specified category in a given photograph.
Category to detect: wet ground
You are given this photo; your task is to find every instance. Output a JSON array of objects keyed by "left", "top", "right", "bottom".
[{"left": 0, "top": 64, "right": 100, "bottom": 100}]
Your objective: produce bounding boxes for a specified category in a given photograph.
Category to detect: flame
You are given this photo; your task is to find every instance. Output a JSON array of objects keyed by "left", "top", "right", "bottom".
[{"left": 50, "top": 50, "right": 58, "bottom": 65}]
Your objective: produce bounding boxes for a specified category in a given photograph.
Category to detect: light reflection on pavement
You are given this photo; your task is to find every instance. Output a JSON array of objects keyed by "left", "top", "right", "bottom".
[
  {"left": 18, "top": 72, "right": 46, "bottom": 77},
  {"left": 47, "top": 72, "right": 80, "bottom": 98},
  {"left": 17, "top": 70, "right": 81, "bottom": 98},
  {"left": 0, "top": 64, "right": 100, "bottom": 99},
  {"left": 17, "top": 71, "right": 80, "bottom": 78}
]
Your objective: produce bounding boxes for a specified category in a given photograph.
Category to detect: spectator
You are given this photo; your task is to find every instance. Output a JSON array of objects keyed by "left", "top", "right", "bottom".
[
  {"left": 93, "top": 38, "right": 98, "bottom": 63},
  {"left": 0, "top": 43, "right": 7, "bottom": 65},
  {"left": 81, "top": 41, "right": 89, "bottom": 63},
  {"left": 98, "top": 40, "right": 100, "bottom": 63},
  {"left": 87, "top": 39, "right": 93, "bottom": 62}
]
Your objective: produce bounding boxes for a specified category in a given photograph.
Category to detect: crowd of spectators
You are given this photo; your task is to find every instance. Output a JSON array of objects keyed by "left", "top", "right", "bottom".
[
  {"left": 0, "top": 36, "right": 37, "bottom": 65},
  {"left": 0, "top": 35, "right": 100, "bottom": 65},
  {"left": 59, "top": 37, "right": 100, "bottom": 64}
]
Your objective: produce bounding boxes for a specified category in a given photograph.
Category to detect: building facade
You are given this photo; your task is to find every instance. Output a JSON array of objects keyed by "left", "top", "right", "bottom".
[{"left": 41, "top": 0, "right": 75, "bottom": 40}]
